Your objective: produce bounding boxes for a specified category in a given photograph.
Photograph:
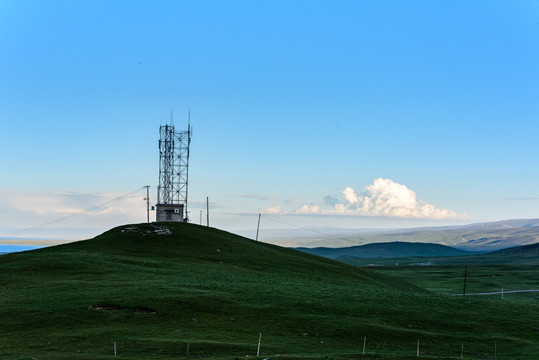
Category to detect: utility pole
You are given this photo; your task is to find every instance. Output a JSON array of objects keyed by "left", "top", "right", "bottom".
[
  {"left": 144, "top": 186, "right": 150, "bottom": 223},
  {"left": 255, "top": 213, "right": 261, "bottom": 241},
  {"left": 463, "top": 265, "right": 468, "bottom": 297},
  {"left": 206, "top": 196, "right": 209, "bottom": 227}
]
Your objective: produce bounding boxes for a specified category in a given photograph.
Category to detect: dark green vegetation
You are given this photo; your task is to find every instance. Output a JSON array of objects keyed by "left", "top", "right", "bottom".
[
  {"left": 296, "top": 242, "right": 476, "bottom": 260},
  {"left": 1, "top": 223, "right": 538, "bottom": 359},
  {"left": 343, "top": 242, "right": 539, "bottom": 299}
]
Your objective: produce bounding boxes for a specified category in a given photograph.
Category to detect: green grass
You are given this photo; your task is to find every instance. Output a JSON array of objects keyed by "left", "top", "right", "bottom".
[
  {"left": 341, "top": 243, "right": 539, "bottom": 299},
  {"left": 0, "top": 223, "right": 538, "bottom": 359}
]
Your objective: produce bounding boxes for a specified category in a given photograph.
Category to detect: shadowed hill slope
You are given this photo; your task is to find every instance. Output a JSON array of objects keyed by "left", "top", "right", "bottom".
[{"left": 0, "top": 223, "right": 537, "bottom": 359}]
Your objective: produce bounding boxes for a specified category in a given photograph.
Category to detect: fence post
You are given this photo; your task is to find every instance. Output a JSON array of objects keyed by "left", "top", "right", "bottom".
[{"left": 363, "top": 336, "right": 366, "bottom": 355}]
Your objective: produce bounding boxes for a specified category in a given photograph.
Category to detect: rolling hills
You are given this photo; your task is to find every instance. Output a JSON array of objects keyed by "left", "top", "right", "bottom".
[
  {"left": 0, "top": 222, "right": 538, "bottom": 359},
  {"left": 273, "top": 218, "right": 539, "bottom": 251}
]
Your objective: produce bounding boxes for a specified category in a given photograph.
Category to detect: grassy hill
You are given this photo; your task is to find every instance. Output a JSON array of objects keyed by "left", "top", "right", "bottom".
[
  {"left": 296, "top": 242, "right": 475, "bottom": 260},
  {"left": 0, "top": 223, "right": 538, "bottom": 359}
]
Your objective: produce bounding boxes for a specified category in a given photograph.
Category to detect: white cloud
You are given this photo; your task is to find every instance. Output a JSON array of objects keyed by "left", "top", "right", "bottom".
[
  {"left": 239, "top": 193, "right": 277, "bottom": 201},
  {"left": 342, "top": 186, "right": 359, "bottom": 205},
  {"left": 294, "top": 178, "right": 465, "bottom": 220},
  {"left": 296, "top": 204, "right": 320, "bottom": 214},
  {"left": 258, "top": 206, "right": 281, "bottom": 214},
  {"left": 337, "top": 178, "right": 463, "bottom": 219}
]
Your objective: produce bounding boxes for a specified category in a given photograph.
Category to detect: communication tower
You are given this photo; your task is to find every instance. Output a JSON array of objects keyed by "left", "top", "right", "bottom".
[{"left": 156, "top": 111, "right": 192, "bottom": 222}]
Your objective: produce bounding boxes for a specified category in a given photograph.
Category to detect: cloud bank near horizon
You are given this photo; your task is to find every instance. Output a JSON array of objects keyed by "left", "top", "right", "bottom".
[
  {"left": 334, "top": 178, "right": 464, "bottom": 219},
  {"left": 0, "top": 189, "right": 147, "bottom": 237},
  {"left": 1, "top": 178, "right": 465, "bottom": 240},
  {"left": 258, "top": 178, "right": 465, "bottom": 220}
]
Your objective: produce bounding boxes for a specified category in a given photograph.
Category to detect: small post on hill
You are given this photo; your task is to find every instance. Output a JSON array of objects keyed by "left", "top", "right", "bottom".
[
  {"left": 255, "top": 213, "right": 261, "bottom": 241},
  {"left": 206, "top": 196, "right": 210, "bottom": 227},
  {"left": 257, "top": 332, "right": 262, "bottom": 356},
  {"left": 462, "top": 265, "right": 468, "bottom": 297},
  {"left": 417, "top": 339, "right": 420, "bottom": 357},
  {"left": 363, "top": 336, "right": 366, "bottom": 355}
]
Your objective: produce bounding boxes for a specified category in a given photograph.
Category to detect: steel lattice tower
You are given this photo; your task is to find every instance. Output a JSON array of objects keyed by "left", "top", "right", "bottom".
[{"left": 156, "top": 113, "right": 191, "bottom": 222}]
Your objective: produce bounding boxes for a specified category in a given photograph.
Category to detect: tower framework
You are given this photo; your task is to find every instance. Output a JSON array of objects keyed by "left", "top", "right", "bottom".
[{"left": 156, "top": 114, "right": 191, "bottom": 222}]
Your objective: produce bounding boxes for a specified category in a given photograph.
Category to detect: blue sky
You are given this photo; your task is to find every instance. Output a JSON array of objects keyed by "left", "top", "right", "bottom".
[{"left": 1, "top": 1, "right": 538, "bottom": 241}]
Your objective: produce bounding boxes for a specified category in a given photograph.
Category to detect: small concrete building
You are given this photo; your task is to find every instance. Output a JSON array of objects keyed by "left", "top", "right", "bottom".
[{"left": 155, "top": 204, "right": 185, "bottom": 222}]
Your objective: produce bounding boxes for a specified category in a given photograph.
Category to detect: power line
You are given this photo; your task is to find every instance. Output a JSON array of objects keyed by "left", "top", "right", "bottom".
[
  {"left": 261, "top": 215, "right": 358, "bottom": 243},
  {"left": 208, "top": 210, "right": 361, "bottom": 244},
  {"left": 10, "top": 187, "right": 145, "bottom": 236}
]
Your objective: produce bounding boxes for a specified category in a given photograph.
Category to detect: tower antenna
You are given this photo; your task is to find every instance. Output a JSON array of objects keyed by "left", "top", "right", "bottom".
[
  {"left": 184, "top": 110, "right": 192, "bottom": 221},
  {"left": 155, "top": 111, "right": 191, "bottom": 222}
]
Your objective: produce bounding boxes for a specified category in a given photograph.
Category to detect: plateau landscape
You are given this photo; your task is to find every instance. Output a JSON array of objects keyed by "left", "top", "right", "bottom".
[
  {"left": 1, "top": 222, "right": 538, "bottom": 359},
  {"left": 1, "top": 1, "right": 538, "bottom": 360}
]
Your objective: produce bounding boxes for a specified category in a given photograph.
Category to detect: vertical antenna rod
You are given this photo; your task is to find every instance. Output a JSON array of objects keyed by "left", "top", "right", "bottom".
[{"left": 184, "top": 110, "right": 191, "bottom": 221}]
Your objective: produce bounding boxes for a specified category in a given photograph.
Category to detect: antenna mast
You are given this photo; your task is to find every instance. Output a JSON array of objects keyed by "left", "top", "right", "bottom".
[
  {"left": 184, "top": 110, "right": 192, "bottom": 221},
  {"left": 155, "top": 111, "right": 192, "bottom": 222}
]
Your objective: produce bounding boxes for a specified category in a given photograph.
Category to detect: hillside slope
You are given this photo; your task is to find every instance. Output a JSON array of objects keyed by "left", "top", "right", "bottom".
[{"left": 0, "top": 223, "right": 537, "bottom": 359}]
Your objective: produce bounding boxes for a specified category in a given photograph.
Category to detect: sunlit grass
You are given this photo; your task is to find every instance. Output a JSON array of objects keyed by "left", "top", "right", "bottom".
[{"left": 0, "top": 222, "right": 537, "bottom": 359}]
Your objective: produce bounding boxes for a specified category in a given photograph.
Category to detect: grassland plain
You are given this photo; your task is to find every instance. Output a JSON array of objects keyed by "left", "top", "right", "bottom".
[
  {"left": 0, "top": 223, "right": 538, "bottom": 359},
  {"left": 341, "top": 243, "right": 539, "bottom": 299}
]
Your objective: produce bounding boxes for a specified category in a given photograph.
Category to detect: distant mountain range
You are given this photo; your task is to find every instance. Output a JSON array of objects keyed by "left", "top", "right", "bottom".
[
  {"left": 279, "top": 219, "right": 539, "bottom": 252},
  {"left": 382, "top": 219, "right": 539, "bottom": 251},
  {"left": 296, "top": 241, "right": 476, "bottom": 260}
]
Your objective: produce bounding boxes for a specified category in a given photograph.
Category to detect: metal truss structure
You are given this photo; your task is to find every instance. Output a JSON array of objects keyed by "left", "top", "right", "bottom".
[{"left": 157, "top": 115, "right": 191, "bottom": 221}]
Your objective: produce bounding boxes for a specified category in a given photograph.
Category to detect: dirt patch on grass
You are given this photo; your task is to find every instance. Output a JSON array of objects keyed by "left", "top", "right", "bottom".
[
  {"left": 88, "top": 304, "right": 122, "bottom": 311},
  {"left": 133, "top": 306, "right": 156, "bottom": 314},
  {"left": 121, "top": 225, "right": 172, "bottom": 236},
  {"left": 88, "top": 304, "right": 156, "bottom": 314}
]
